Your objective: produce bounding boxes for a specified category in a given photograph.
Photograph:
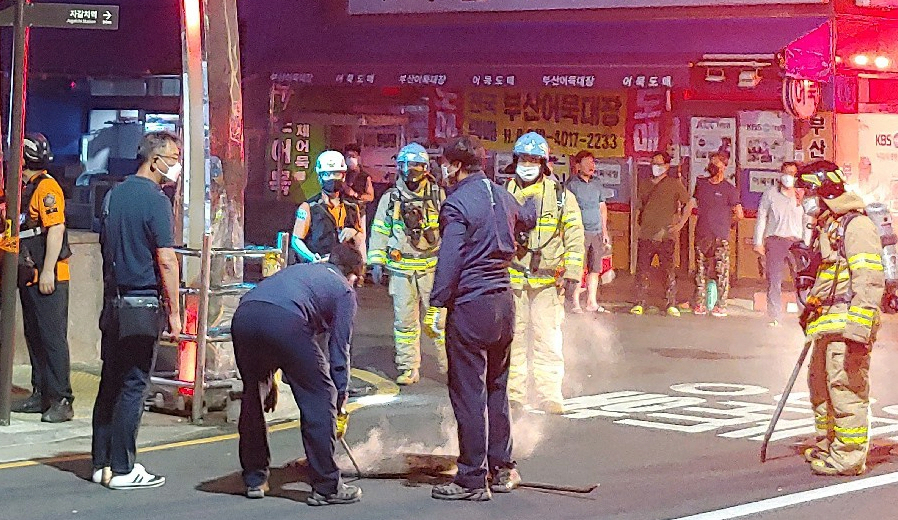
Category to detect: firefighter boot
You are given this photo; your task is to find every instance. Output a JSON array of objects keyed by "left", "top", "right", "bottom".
[{"left": 396, "top": 369, "right": 420, "bottom": 386}]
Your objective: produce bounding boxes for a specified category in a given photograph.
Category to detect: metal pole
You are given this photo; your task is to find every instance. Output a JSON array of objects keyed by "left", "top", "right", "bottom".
[
  {"left": 190, "top": 233, "right": 212, "bottom": 423},
  {"left": 0, "top": 0, "right": 30, "bottom": 426},
  {"left": 760, "top": 338, "right": 813, "bottom": 463}
]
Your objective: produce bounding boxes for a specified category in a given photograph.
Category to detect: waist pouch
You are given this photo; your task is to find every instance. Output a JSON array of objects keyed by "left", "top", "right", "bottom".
[
  {"left": 17, "top": 232, "right": 72, "bottom": 288},
  {"left": 113, "top": 295, "right": 163, "bottom": 340}
]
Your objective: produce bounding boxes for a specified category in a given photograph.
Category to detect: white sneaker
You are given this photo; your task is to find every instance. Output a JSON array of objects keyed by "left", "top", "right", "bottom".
[
  {"left": 92, "top": 466, "right": 112, "bottom": 486},
  {"left": 108, "top": 463, "right": 165, "bottom": 490}
]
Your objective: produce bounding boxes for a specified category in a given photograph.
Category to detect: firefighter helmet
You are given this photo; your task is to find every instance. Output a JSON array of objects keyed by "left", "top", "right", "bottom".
[
  {"left": 23, "top": 133, "right": 53, "bottom": 170},
  {"left": 513, "top": 132, "right": 550, "bottom": 160},
  {"left": 796, "top": 160, "right": 847, "bottom": 200},
  {"left": 396, "top": 143, "right": 430, "bottom": 179}
]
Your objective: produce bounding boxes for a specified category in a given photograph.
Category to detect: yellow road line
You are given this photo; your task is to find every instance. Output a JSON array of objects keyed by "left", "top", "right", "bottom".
[{"left": 0, "top": 369, "right": 396, "bottom": 472}]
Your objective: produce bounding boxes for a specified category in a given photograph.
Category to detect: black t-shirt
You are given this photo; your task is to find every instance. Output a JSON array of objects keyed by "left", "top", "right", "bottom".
[
  {"left": 101, "top": 176, "right": 175, "bottom": 292},
  {"left": 344, "top": 168, "right": 370, "bottom": 209},
  {"left": 694, "top": 178, "right": 741, "bottom": 241}
]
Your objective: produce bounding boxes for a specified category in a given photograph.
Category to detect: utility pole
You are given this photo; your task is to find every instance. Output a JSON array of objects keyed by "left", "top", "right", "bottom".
[{"left": 0, "top": 0, "right": 30, "bottom": 426}]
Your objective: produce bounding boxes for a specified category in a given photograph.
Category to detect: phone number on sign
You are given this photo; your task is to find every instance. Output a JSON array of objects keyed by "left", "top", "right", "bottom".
[{"left": 552, "top": 130, "right": 618, "bottom": 150}]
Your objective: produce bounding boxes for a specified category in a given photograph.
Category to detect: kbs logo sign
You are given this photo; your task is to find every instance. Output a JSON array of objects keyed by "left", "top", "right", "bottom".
[{"left": 875, "top": 133, "right": 898, "bottom": 148}]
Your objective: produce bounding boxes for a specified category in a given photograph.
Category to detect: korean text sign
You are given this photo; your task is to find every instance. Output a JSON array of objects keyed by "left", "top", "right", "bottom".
[{"left": 464, "top": 87, "right": 627, "bottom": 157}]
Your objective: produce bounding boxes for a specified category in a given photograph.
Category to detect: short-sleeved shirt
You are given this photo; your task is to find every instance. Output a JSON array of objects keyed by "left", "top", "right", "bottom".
[
  {"left": 101, "top": 176, "right": 175, "bottom": 292},
  {"left": 344, "top": 168, "right": 371, "bottom": 211},
  {"left": 694, "top": 178, "right": 741, "bottom": 241},
  {"left": 24, "top": 172, "right": 69, "bottom": 281},
  {"left": 637, "top": 175, "right": 689, "bottom": 241},
  {"left": 566, "top": 174, "right": 606, "bottom": 234}
]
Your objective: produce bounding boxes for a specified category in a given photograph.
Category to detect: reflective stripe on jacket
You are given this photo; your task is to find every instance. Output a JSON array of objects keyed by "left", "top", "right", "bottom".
[{"left": 367, "top": 185, "right": 441, "bottom": 273}]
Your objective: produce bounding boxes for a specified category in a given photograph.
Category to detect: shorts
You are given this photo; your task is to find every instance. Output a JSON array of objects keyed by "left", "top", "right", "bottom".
[{"left": 584, "top": 231, "right": 606, "bottom": 273}]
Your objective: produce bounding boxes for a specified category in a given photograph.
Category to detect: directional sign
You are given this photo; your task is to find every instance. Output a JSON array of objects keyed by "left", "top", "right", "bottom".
[{"left": 0, "top": 3, "right": 119, "bottom": 30}]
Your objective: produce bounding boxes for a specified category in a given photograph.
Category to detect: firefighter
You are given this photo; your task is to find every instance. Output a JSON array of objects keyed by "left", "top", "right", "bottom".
[
  {"left": 795, "top": 160, "right": 884, "bottom": 477},
  {"left": 505, "top": 132, "right": 585, "bottom": 414},
  {"left": 11, "top": 133, "right": 74, "bottom": 423},
  {"left": 425, "top": 135, "right": 536, "bottom": 500},
  {"left": 291, "top": 150, "right": 363, "bottom": 263},
  {"left": 368, "top": 143, "right": 447, "bottom": 385}
]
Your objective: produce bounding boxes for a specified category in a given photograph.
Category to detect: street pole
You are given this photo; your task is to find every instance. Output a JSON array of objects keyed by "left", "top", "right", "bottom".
[{"left": 0, "top": 0, "right": 30, "bottom": 426}]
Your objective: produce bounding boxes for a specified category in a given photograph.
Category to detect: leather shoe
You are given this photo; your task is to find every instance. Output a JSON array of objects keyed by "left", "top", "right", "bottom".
[
  {"left": 11, "top": 392, "right": 44, "bottom": 413},
  {"left": 41, "top": 398, "right": 74, "bottom": 423}
]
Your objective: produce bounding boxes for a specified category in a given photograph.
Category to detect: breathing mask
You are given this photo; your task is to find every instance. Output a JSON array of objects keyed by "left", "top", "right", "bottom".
[
  {"left": 321, "top": 178, "right": 344, "bottom": 194},
  {"left": 801, "top": 195, "right": 821, "bottom": 217},
  {"left": 781, "top": 175, "right": 795, "bottom": 189},
  {"left": 516, "top": 164, "right": 541, "bottom": 182}
]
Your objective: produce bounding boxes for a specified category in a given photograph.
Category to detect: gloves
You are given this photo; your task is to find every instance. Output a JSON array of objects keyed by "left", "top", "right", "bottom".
[
  {"left": 263, "top": 377, "right": 279, "bottom": 413},
  {"left": 339, "top": 228, "right": 359, "bottom": 244},
  {"left": 423, "top": 306, "right": 446, "bottom": 338},
  {"left": 336, "top": 391, "right": 349, "bottom": 439},
  {"left": 371, "top": 264, "right": 384, "bottom": 285}
]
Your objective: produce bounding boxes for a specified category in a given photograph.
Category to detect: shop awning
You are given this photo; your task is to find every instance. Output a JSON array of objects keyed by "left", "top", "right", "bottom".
[
  {"left": 781, "top": 21, "right": 833, "bottom": 81},
  {"left": 251, "top": 13, "right": 829, "bottom": 90}
]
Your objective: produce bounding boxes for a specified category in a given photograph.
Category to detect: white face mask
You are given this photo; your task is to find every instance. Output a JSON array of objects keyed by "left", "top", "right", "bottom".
[
  {"left": 160, "top": 159, "right": 182, "bottom": 184},
  {"left": 651, "top": 165, "right": 666, "bottom": 178},
  {"left": 801, "top": 196, "right": 821, "bottom": 217},
  {"left": 780, "top": 174, "right": 795, "bottom": 188},
  {"left": 516, "top": 164, "right": 541, "bottom": 182},
  {"left": 347, "top": 157, "right": 360, "bottom": 169}
]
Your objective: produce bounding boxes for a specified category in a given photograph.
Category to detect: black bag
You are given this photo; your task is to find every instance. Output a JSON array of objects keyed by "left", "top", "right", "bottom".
[{"left": 113, "top": 295, "right": 163, "bottom": 340}]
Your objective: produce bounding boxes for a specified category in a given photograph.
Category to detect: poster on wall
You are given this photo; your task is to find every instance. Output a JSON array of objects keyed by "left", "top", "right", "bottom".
[
  {"left": 268, "top": 83, "right": 326, "bottom": 204},
  {"left": 690, "top": 117, "right": 737, "bottom": 187},
  {"left": 797, "top": 112, "right": 833, "bottom": 162},
  {"left": 464, "top": 87, "right": 627, "bottom": 157},
  {"left": 748, "top": 170, "right": 782, "bottom": 193},
  {"left": 738, "top": 111, "right": 794, "bottom": 171},
  {"left": 856, "top": 113, "right": 898, "bottom": 210},
  {"left": 626, "top": 88, "right": 671, "bottom": 159}
]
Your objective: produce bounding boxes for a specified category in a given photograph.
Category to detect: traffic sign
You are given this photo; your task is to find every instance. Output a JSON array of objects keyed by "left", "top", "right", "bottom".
[{"left": 0, "top": 3, "right": 119, "bottom": 30}]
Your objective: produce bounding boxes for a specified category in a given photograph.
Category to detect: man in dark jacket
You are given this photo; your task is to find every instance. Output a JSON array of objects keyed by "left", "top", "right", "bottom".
[
  {"left": 425, "top": 135, "right": 536, "bottom": 501},
  {"left": 232, "top": 244, "right": 364, "bottom": 505}
]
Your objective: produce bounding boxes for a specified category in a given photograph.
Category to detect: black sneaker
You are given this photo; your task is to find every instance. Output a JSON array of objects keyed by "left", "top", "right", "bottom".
[
  {"left": 432, "top": 482, "right": 491, "bottom": 501},
  {"left": 41, "top": 398, "right": 74, "bottom": 423},
  {"left": 490, "top": 468, "right": 522, "bottom": 493},
  {"left": 306, "top": 483, "right": 362, "bottom": 506},
  {"left": 11, "top": 392, "right": 44, "bottom": 413}
]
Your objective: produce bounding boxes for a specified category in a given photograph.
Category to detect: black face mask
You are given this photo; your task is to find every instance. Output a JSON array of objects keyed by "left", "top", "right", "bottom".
[{"left": 321, "top": 179, "right": 344, "bottom": 194}]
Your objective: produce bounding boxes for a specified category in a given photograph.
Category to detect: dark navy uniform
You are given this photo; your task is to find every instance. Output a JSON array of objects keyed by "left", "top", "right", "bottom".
[
  {"left": 232, "top": 262, "right": 356, "bottom": 496},
  {"left": 430, "top": 171, "right": 536, "bottom": 490}
]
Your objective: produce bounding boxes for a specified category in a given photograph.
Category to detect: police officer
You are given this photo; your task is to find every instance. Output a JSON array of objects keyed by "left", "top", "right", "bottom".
[
  {"left": 233, "top": 243, "right": 364, "bottom": 505},
  {"left": 505, "top": 132, "right": 585, "bottom": 414},
  {"left": 291, "top": 150, "right": 363, "bottom": 263},
  {"left": 795, "top": 160, "right": 884, "bottom": 476},
  {"left": 11, "top": 133, "right": 74, "bottom": 423},
  {"left": 368, "top": 143, "right": 446, "bottom": 385},
  {"left": 425, "top": 135, "right": 536, "bottom": 501}
]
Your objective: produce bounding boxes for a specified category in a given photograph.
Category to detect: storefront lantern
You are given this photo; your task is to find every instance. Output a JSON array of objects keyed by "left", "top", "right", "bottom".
[{"left": 782, "top": 78, "right": 821, "bottom": 119}]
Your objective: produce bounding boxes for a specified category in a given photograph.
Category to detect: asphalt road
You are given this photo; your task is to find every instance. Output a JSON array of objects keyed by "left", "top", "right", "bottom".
[{"left": 4, "top": 287, "right": 898, "bottom": 520}]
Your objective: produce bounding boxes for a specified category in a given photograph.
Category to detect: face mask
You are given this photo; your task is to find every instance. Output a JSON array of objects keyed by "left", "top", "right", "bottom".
[
  {"left": 347, "top": 157, "right": 359, "bottom": 169},
  {"left": 781, "top": 175, "right": 795, "bottom": 188},
  {"left": 651, "top": 165, "right": 666, "bottom": 178},
  {"left": 516, "top": 164, "right": 541, "bottom": 182},
  {"left": 802, "top": 196, "right": 821, "bottom": 217},
  {"left": 321, "top": 179, "right": 343, "bottom": 194},
  {"left": 158, "top": 158, "right": 182, "bottom": 184}
]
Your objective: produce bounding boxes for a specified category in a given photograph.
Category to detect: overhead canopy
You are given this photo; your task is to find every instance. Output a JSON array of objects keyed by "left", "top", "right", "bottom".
[{"left": 241, "top": 5, "right": 828, "bottom": 89}]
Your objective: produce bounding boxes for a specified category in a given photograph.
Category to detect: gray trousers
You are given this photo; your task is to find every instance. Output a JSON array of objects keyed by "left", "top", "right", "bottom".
[{"left": 764, "top": 236, "right": 799, "bottom": 320}]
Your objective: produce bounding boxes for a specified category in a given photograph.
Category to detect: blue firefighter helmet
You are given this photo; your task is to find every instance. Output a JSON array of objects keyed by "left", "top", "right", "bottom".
[
  {"left": 396, "top": 143, "right": 430, "bottom": 179},
  {"left": 513, "top": 132, "right": 550, "bottom": 160}
]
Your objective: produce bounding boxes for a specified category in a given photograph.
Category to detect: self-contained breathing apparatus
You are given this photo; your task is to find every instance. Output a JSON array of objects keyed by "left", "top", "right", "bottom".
[
  {"left": 790, "top": 201, "right": 898, "bottom": 324},
  {"left": 513, "top": 180, "right": 566, "bottom": 277},
  {"left": 389, "top": 184, "right": 441, "bottom": 247}
]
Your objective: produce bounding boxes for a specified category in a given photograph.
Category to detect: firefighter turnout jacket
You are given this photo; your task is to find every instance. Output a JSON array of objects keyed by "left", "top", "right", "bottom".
[
  {"left": 368, "top": 182, "right": 442, "bottom": 272},
  {"left": 804, "top": 192, "right": 884, "bottom": 343},
  {"left": 507, "top": 177, "right": 585, "bottom": 288}
]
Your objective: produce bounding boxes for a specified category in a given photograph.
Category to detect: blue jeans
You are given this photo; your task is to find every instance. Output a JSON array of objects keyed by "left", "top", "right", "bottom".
[{"left": 91, "top": 325, "right": 155, "bottom": 475}]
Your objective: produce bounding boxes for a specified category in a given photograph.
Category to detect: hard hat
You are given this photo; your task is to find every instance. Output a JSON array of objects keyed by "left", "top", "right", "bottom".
[
  {"left": 796, "top": 160, "right": 846, "bottom": 200},
  {"left": 513, "top": 132, "right": 550, "bottom": 160},
  {"left": 315, "top": 150, "right": 347, "bottom": 176},
  {"left": 396, "top": 143, "right": 430, "bottom": 179},
  {"left": 23, "top": 133, "right": 53, "bottom": 170}
]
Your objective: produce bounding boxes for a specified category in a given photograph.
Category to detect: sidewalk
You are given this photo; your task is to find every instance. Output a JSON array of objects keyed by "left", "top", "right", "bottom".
[{"left": 0, "top": 364, "right": 398, "bottom": 465}]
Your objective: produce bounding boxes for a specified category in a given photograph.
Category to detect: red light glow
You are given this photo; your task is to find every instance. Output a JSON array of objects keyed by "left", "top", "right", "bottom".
[{"left": 875, "top": 56, "right": 891, "bottom": 69}]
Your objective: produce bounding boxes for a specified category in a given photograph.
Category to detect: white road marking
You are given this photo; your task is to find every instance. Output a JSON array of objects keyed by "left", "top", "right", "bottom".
[{"left": 667, "top": 470, "right": 898, "bottom": 520}]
